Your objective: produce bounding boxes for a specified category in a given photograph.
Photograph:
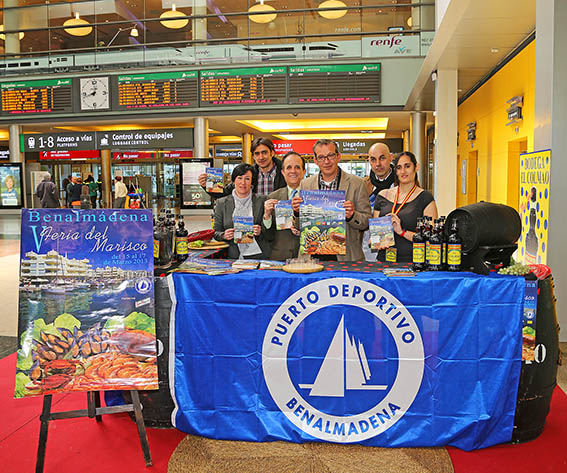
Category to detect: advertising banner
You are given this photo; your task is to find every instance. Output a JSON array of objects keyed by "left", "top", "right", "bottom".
[
  {"left": 170, "top": 271, "right": 524, "bottom": 450},
  {"left": 362, "top": 35, "right": 421, "bottom": 57},
  {"left": 97, "top": 128, "right": 193, "bottom": 150},
  {"left": 299, "top": 190, "right": 346, "bottom": 255},
  {"left": 518, "top": 149, "right": 551, "bottom": 264},
  {"left": 15, "top": 209, "right": 157, "bottom": 398},
  {"left": 22, "top": 132, "right": 97, "bottom": 152},
  {"left": 22, "top": 129, "right": 194, "bottom": 152},
  {"left": 273, "top": 140, "right": 317, "bottom": 156},
  {"left": 0, "top": 163, "right": 23, "bottom": 208},
  {"left": 180, "top": 159, "right": 212, "bottom": 208},
  {"left": 40, "top": 150, "right": 100, "bottom": 160}
]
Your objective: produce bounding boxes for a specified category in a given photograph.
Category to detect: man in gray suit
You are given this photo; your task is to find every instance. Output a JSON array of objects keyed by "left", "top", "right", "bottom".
[
  {"left": 262, "top": 151, "right": 306, "bottom": 260},
  {"left": 292, "top": 139, "right": 371, "bottom": 261}
]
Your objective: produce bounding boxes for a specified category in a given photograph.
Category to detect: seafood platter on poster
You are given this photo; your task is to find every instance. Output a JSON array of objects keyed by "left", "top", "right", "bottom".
[
  {"left": 15, "top": 209, "right": 157, "bottom": 398},
  {"left": 299, "top": 190, "right": 346, "bottom": 255}
]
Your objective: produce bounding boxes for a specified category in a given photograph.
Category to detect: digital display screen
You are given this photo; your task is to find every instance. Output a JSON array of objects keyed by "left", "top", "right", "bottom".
[
  {"left": 115, "top": 71, "right": 198, "bottom": 110},
  {"left": 180, "top": 158, "right": 213, "bottom": 209},
  {"left": 0, "top": 78, "right": 73, "bottom": 115},
  {"left": 0, "top": 163, "right": 23, "bottom": 208},
  {"left": 200, "top": 67, "right": 287, "bottom": 106},
  {"left": 288, "top": 64, "right": 381, "bottom": 104}
]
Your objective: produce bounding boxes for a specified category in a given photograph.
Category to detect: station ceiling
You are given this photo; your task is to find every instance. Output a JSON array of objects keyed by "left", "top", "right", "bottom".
[{"left": 406, "top": 0, "right": 535, "bottom": 110}]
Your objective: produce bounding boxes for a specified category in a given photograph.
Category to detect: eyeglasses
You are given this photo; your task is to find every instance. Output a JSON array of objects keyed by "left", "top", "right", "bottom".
[{"left": 315, "top": 153, "right": 337, "bottom": 162}]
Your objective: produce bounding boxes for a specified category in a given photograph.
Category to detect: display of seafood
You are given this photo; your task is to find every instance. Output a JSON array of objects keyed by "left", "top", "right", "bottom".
[
  {"left": 15, "top": 312, "right": 158, "bottom": 397},
  {"left": 300, "top": 226, "right": 346, "bottom": 255}
]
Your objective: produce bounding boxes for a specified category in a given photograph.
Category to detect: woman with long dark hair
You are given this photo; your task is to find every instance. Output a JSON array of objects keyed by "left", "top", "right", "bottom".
[{"left": 373, "top": 151, "right": 438, "bottom": 262}]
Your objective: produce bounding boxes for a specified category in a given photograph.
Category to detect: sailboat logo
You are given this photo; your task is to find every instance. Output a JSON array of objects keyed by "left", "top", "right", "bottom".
[
  {"left": 262, "top": 277, "right": 424, "bottom": 443},
  {"left": 299, "top": 316, "right": 387, "bottom": 397}
]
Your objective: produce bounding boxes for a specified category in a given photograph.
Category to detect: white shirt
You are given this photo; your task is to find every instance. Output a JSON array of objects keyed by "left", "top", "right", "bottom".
[{"left": 115, "top": 180, "right": 128, "bottom": 198}]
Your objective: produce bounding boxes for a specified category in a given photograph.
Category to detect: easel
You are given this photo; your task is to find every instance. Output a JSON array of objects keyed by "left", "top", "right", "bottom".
[{"left": 35, "top": 390, "right": 152, "bottom": 473}]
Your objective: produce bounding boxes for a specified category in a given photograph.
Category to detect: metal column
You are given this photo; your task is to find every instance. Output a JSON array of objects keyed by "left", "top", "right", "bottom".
[
  {"left": 194, "top": 117, "right": 209, "bottom": 158},
  {"left": 534, "top": 0, "right": 567, "bottom": 340},
  {"left": 434, "top": 69, "right": 458, "bottom": 215},
  {"left": 4, "top": 0, "right": 21, "bottom": 56},
  {"left": 410, "top": 112, "right": 427, "bottom": 189},
  {"left": 8, "top": 124, "right": 26, "bottom": 207},
  {"left": 100, "top": 149, "right": 112, "bottom": 208},
  {"left": 242, "top": 133, "right": 253, "bottom": 165}
]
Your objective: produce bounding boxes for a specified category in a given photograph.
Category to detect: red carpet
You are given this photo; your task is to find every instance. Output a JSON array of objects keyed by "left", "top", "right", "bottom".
[
  {"left": 0, "top": 353, "right": 185, "bottom": 473},
  {"left": 447, "top": 386, "right": 567, "bottom": 473},
  {"left": 2, "top": 351, "right": 567, "bottom": 473}
]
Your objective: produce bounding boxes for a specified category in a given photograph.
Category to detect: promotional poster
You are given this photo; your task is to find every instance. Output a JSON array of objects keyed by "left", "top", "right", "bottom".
[
  {"left": 274, "top": 200, "right": 293, "bottom": 230},
  {"left": 15, "top": 209, "right": 157, "bottom": 398},
  {"left": 180, "top": 159, "right": 212, "bottom": 208},
  {"left": 299, "top": 190, "right": 346, "bottom": 255},
  {"left": 205, "top": 167, "right": 224, "bottom": 193},
  {"left": 233, "top": 216, "right": 254, "bottom": 244},
  {"left": 518, "top": 149, "right": 550, "bottom": 264},
  {"left": 368, "top": 216, "right": 395, "bottom": 251},
  {"left": 0, "top": 163, "right": 22, "bottom": 207}
]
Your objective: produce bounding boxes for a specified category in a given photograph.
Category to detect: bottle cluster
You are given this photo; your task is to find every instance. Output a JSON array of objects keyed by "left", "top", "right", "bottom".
[
  {"left": 412, "top": 216, "right": 462, "bottom": 272},
  {"left": 153, "top": 209, "right": 188, "bottom": 267}
]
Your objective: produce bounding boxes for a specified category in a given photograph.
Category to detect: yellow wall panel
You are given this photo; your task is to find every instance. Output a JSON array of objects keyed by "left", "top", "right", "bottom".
[{"left": 457, "top": 41, "right": 535, "bottom": 209}]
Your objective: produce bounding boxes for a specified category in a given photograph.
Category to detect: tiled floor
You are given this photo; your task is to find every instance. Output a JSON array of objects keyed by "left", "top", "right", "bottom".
[{"left": 0, "top": 335, "right": 17, "bottom": 359}]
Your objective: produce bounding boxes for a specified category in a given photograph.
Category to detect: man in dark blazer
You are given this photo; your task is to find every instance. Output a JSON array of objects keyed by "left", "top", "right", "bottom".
[
  {"left": 292, "top": 139, "right": 371, "bottom": 261},
  {"left": 262, "top": 151, "right": 306, "bottom": 260}
]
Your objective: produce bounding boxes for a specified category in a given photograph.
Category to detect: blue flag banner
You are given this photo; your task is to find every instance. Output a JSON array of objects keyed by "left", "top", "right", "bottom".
[{"left": 169, "top": 270, "right": 524, "bottom": 451}]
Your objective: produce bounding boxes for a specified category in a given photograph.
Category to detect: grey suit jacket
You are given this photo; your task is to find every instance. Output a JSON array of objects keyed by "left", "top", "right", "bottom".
[
  {"left": 263, "top": 187, "right": 300, "bottom": 261},
  {"left": 213, "top": 193, "right": 270, "bottom": 259},
  {"left": 299, "top": 171, "right": 371, "bottom": 261}
]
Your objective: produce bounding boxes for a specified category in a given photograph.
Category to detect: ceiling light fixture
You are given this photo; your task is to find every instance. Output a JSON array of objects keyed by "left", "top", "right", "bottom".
[
  {"left": 491, "top": 47, "right": 500, "bottom": 53},
  {"left": 249, "top": 0, "right": 277, "bottom": 24},
  {"left": 210, "top": 135, "right": 243, "bottom": 143},
  {"left": 63, "top": 12, "right": 93, "bottom": 37},
  {"left": 0, "top": 25, "right": 24, "bottom": 41},
  {"left": 160, "top": 3, "right": 189, "bottom": 29},
  {"left": 237, "top": 117, "right": 389, "bottom": 132},
  {"left": 130, "top": 27, "right": 139, "bottom": 37},
  {"left": 275, "top": 132, "right": 387, "bottom": 140},
  {"left": 318, "top": 0, "right": 347, "bottom": 20}
]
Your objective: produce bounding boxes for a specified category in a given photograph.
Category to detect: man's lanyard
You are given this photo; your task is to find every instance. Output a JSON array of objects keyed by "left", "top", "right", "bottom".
[{"left": 391, "top": 183, "right": 417, "bottom": 215}]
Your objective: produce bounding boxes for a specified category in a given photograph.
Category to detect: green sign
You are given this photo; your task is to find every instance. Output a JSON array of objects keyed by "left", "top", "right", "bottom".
[
  {"left": 289, "top": 64, "right": 380, "bottom": 74},
  {"left": 117, "top": 71, "right": 197, "bottom": 82},
  {"left": 201, "top": 67, "right": 286, "bottom": 78},
  {"left": 0, "top": 78, "right": 71, "bottom": 89}
]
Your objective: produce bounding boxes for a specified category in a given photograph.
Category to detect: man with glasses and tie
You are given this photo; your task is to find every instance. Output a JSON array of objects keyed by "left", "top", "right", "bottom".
[
  {"left": 262, "top": 151, "right": 306, "bottom": 260},
  {"left": 292, "top": 139, "right": 371, "bottom": 261}
]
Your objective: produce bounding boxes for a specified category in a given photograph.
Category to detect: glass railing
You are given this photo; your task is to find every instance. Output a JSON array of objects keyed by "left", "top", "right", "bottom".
[{"left": 0, "top": 1, "right": 435, "bottom": 75}]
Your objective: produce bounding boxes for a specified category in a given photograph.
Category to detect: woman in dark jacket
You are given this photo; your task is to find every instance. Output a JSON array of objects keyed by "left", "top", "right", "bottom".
[{"left": 213, "top": 163, "right": 270, "bottom": 259}]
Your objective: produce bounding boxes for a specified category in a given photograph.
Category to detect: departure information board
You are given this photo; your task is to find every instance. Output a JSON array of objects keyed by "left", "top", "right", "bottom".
[
  {"left": 288, "top": 64, "right": 381, "bottom": 104},
  {"left": 115, "top": 71, "right": 198, "bottom": 110},
  {"left": 0, "top": 78, "right": 73, "bottom": 115},
  {"left": 200, "top": 67, "right": 286, "bottom": 106}
]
